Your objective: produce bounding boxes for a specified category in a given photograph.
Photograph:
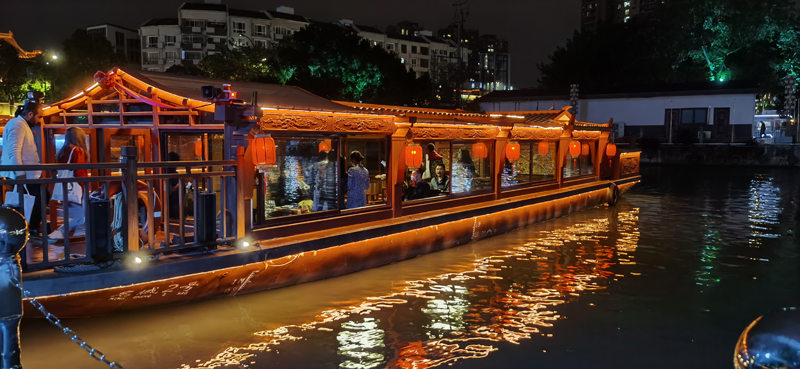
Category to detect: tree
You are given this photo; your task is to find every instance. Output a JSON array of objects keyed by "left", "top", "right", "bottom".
[
  {"left": 49, "top": 29, "right": 126, "bottom": 101},
  {"left": 197, "top": 42, "right": 277, "bottom": 82},
  {"left": 271, "top": 23, "right": 429, "bottom": 104},
  {"left": 0, "top": 42, "right": 31, "bottom": 114}
]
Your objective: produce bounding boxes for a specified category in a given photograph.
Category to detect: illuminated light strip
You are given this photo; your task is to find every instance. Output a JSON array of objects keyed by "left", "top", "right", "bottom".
[{"left": 259, "top": 106, "right": 396, "bottom": 119}]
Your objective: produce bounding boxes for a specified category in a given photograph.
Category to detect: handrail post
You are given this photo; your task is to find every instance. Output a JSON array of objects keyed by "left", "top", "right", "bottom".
[{"left": 121, "top": 147, "right": 139, "bottom": 253}]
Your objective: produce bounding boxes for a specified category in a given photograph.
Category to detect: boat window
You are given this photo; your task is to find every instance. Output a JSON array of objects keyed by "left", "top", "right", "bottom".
[
  {"left": 563, "top": 142, "right": 595, "bottom": 178},
  {"left": 502, "top": 141, "right": 555, "bottom": 187},
  {"left": 109, "top": 135, "right": 145, "bottom": 163},
  {"left": 451, "top": 141, "right": 492, "bottom": 194},
  {"left": 403, "top": 140, "right": 492, "bottom": 201},
  {"left": 258, "top": 137, "right": 341, "bottom": 220},
  {"left": 343, "top": 136, "right": 388, "bottom": 208}
]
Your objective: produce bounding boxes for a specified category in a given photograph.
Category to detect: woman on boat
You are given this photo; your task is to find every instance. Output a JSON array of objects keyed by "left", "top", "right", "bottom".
[
  {"left": 49, "top": 127, "right": 89, "bottom": 241},
  {"left": 451, "top": 148, "right": 475, "bottom": 193},
  {"left": 346, "top": 150, "right": 369, "bottom": 209}
]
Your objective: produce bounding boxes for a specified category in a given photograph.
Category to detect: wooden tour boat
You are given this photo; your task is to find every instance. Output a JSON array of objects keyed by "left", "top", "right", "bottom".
[{"left": 0, "top": 67, "right": 641, "bottom": 317}]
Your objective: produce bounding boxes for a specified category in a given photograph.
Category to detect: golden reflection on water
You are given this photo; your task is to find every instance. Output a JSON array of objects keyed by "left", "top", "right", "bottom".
[
  {"left": 748, "top": 175, "right": 782, "bottom": 243},
  {"left": 179, "top": 208, "right": 641, "bottom": 369}
]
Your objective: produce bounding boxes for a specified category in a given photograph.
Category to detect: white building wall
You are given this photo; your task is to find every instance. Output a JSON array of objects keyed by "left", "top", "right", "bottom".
[{"left": 578, "top": 94, "right": 756, "bottom": 126}]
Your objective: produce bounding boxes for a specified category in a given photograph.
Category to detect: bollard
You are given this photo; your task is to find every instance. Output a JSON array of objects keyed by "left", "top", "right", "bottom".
[{"left": 0, "top": 207, "right": 29, "bottom": 369}]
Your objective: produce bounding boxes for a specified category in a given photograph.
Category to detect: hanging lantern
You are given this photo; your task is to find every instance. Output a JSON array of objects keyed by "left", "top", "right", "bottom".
[
  {"left": 581, "top": 143, "right": 590, "bottom": 156},
  {"left": 505, "top": 142, "right": 520, "bottom": 162},
  {"left": 538, "top": 141, "right": 549, "bottom": 156},
  {"left": 405, "top": 144, "right": 423, "bottom": 168},
  {"left": 318, "top": 139, "right": 332, "bottom": 153},
  {"left": 194, "top": 139, "right": 203, "bottom": 158},
  {"left": 568, "top": 141, "right": 581, "bottom": 157},
  {"left": 605, "top": 143, "right": 617, "bottom": 158},
  {"left": 471, "top": 142, "right": 488, "bottom": 159},
  {"left": 251, "top": 135, "right": 276, "bottom": 165}
]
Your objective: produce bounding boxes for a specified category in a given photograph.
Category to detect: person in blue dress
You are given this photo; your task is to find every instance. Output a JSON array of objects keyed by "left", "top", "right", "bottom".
[{"left": 346, "top": 150, "right": 370, "bottom": 209}]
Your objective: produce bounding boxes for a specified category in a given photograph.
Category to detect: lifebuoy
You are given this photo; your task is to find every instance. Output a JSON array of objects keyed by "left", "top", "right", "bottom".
[{"left": 609, "top": 183, "right": 620, "bottom": 206}]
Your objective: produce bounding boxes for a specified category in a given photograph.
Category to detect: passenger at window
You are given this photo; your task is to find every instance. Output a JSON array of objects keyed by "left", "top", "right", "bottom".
[
  {"left": 346, "top": 150, "right": 369, "bottom": 209},
  {"left": 313, "top": 150, "right": 338, "bottom": 211},
  {"left": 423, "top": 143, "right": 444, "bottom": 179},
  {"left": 429, "top": 163, "right": 449, "bottom": 193},
  {"left": 404, "top": 165, "right": 430, "bottom": 200},
  {"left": 451, "top": 148, "right": 475, "bottom": 193}
]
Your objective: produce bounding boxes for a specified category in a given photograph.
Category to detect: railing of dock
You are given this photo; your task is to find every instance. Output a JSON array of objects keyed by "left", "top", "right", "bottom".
[{"left": 0, "top": 146, "right": 244, "bottom": 271}]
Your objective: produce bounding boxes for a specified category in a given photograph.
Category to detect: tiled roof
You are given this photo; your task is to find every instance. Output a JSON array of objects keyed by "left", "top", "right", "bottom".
[
  {"left": 386, "top": 33, "right": 429, "bottom": 44},
  {"left": 356, "top": 25, "right": 383, "bottom": 34},
  {"left": 267, "top": 10, "right": 308, "bottom": 22},
  {"left": 142, "top": 18, "right": 179, "bottom": 27},
  {"left": 180, "top": 2, "right": 227, "bottom": 11},
  {"left": 229, "top": 8, "right": 269, "bottom": 20}
]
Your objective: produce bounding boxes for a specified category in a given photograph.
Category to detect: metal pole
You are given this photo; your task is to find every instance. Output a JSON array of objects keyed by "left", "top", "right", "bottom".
[{"left": 0, "top": 207, "right": 28, "bottom": 369}]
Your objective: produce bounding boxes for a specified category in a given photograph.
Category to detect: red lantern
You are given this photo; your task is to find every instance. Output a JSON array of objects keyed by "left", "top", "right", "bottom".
[
  {"left": 505, "top": 142, "right": 520, "bottom": 162},
  {"left": 581, "top": 143, "right": 590, "bottom": 156},
  {"left": 568, "top": 141, "right": 581, "bottom": 157},
  {"left": 194, "top": 139, "right": 203, "bottom": 158},
  {"left": 471, "top": 142, "right": 488, "bottom": 159},
  {"left": 605, "top": 143, "right": 617, "bottom": 158},
  {"left": 319, "top": 139, "right": 332, "bottom": 153},
  {"left": 251, "top": 135, "right": 276, "bottom": 165},
  {"left": 538, "top": 141, "right": 549, "bottom": 156},
  {"left": 405, "top": 144, "right": 423, "bottom": 168}
]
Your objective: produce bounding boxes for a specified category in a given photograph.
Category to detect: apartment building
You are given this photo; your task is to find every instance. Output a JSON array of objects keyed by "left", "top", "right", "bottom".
[
  {"left": 86, "top": 23, "right": 141, "bottom": 65},
  {"left": 581, "top": 0, "right": 666, "bottom": 32}
]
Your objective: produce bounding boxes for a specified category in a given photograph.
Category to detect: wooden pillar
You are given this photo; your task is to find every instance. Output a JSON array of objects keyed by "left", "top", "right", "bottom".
[
  {"left": 390, "top": 125, "right": 410, "bottom": 218},
  {"left": 121, "top": 146, "right": 139, "bottom": 252},
  {"left": 494, "top": 127, "right": 511, "bottom": 199}
]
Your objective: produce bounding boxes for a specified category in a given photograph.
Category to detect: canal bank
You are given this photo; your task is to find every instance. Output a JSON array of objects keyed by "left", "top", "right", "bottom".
[{"left": 621, "top": 142, "right": 800, "bottom": 166}]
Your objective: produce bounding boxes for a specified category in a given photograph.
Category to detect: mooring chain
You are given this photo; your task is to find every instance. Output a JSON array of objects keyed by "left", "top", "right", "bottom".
[{"left": 14, "top": 278, "right": 124, "bottom": 369}]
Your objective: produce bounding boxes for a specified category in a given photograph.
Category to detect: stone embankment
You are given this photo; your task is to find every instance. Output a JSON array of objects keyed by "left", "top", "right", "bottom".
[{"left": 619, "top": 143, "right": 800, "bottom": 166}]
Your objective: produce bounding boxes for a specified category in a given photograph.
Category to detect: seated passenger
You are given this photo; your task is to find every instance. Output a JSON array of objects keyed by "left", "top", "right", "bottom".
[
  {"left": 429, "top": 163, "right": 449, "bottom": 193},
  {"left": 404, "top": 165, "right": 430, "bottom": 200}
]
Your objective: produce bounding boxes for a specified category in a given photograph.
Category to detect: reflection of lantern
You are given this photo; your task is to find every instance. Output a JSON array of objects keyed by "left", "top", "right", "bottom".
[
  {"left": 194, "top": 139, "right": 203, "bottom": 158},
  {"left": 319, "top": 139, "right": 332, "bottom": 153},
  {"left": 568, "top": 141, "right": 581, "bottom": 157},
  {"left": 405, "top": 144, "right": 423, "bottom": 167},
  {"left": 538, "top": 141, "right": 549, "bottom": 156},
  {"left": 605, "top": 143, "right": 617, "bottom": 158},
  {"left": 505, "top": 142, "right": 520, "bottom": 162},
  {"left": 251, "top": 135, "right": 276, "bottom": 165},
  {"left": 581, "top": 143, "right": 590, "bottom": 156},
  {"left": 471, "top": 142, "right": 488, "bottom": 159}
]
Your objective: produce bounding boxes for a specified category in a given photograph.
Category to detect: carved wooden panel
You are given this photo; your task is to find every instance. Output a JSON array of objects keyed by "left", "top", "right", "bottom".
[
  {"left": 572, "top": 130, "right": 602, "bottom": 140},
  {"left": 510, "top": 127, "right": 562, "bottom": 140},
  {"left": 411, "top": 126, "right": 498, "bottom": 140},
  {"left": 620, "top": 153, "right": 640, "bottom": 176},
  {"left": 258, "top": 114, "right": 394, "bottom": 133}
]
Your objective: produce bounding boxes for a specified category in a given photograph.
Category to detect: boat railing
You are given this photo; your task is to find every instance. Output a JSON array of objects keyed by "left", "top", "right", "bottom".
[{"left": 0, "top": 146, "right": 244, "bottom": 271}]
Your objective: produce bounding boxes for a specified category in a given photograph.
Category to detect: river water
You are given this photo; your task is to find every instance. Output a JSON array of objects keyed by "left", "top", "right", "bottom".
[{"left": 20, "top": 166, "right": 800, "bottom": 369}]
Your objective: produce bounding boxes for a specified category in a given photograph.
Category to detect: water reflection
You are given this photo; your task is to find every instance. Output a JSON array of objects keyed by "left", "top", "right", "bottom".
[
  {"left": 748, "top": 175, "right": 782, "bottom": 242},
  {"left": 178, "top": 208, "right": 640, "bottom": 369}
]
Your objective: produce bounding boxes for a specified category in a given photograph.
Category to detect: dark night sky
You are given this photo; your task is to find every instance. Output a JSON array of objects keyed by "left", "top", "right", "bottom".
[{"left": 1, "top": 0, "right": 580, "bottom": 88}]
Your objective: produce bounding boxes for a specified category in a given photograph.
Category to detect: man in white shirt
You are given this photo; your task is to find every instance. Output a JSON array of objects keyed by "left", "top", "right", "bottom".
[{"left": 1, "top": 100, "right": 45, "bottom": 231}]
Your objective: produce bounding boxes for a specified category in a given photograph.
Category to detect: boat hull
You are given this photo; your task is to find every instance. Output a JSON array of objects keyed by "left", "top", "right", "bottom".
[{"left": 23, "top": 178, "right": 638, "bottom": 317}]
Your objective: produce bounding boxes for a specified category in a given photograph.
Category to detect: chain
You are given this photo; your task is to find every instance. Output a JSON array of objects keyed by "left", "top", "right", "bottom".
[{"left": 13, "top": 277, "right": 124, "bottom": 369}]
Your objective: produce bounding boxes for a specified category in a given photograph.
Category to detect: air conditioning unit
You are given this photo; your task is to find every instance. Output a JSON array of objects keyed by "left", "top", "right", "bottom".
[
  {"left": 192, "top": 26, "right": 201, "bottom": 32},
  {"left": 192, "top": 43, "right": 202, "bottom": 49},
  {"left": 206, "top": 27, "right": 215, "bottom": 33},
  {"left": 207, "top": 44, "right": 215, "bottom": 50}
]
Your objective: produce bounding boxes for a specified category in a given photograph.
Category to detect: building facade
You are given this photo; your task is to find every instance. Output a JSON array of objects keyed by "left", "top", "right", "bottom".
[
  {"left": 480, "top": 84, "right": 758, "bottom": 143},
  {"left": 86, "top": 24, "right": 141, "bottom": 65},
  {"left": 581, "top": 0, "right": 666, "bottom": 32}
]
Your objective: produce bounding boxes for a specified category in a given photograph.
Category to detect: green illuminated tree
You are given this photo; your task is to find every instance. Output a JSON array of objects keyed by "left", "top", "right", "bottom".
[
  {"left": 271, "top": 23, "right": 429, "bottom": 104},
  {"left": 0, "top": 42, "right": 29, "bottom": 114}
]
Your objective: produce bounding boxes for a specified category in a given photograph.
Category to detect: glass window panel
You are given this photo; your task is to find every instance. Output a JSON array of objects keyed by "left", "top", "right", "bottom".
[
  {"left": 451, "top": 141, "right": 492, "bottom": 194},
  {"left": 531, "top": 141, "right": 556, "bottom": 182},
  {"left": 344, "top": 137, "right": 387, "bottom": 208},
  {"left": 503, "top": 142, "right": 531, "bottom": 187},
  {"left": 563, "top": 143, "right": 595, "bottom": 178},
  {"left": 261, "top": 137, "right": 339, "bottom": 220}
]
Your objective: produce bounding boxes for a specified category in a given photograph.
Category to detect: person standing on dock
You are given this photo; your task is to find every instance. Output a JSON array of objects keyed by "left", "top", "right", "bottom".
[{"left": 1, "top": 96, "right": 45, "bottom": 233}]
